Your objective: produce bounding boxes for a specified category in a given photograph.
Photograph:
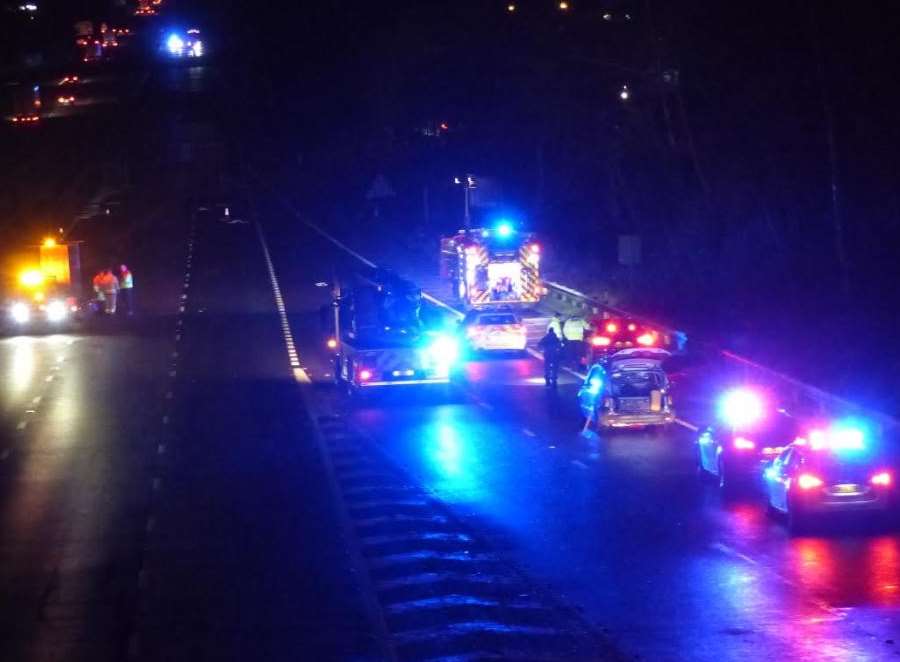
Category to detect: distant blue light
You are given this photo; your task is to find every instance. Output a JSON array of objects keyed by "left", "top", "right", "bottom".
[
  {"left": 495, "top": 222, "right": 514, "bottom": 238},
  {"left": 588, "top": 377, "right": 603, "bottom": 395},
  {"left": 167, "top": 33, "right": 184, "bottom": 55}
]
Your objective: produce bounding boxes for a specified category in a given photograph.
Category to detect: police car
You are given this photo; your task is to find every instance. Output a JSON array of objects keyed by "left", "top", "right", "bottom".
[
  {"left": 696, "top": 388, "right": 802, "bottom": 490},
  {"left": 763, "top": 424, "right": 898, "bottom": 532},
  {"left": 460, "top": 310, "right": 527, "bottom": 353}
]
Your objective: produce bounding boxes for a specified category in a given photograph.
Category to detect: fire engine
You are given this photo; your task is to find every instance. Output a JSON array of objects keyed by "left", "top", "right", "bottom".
[
  {"left": 440, "top": 223, "right": 542, "bottom": 309},
  {"left": 329, "top": 269, "right": 459, "bottom": 392}
]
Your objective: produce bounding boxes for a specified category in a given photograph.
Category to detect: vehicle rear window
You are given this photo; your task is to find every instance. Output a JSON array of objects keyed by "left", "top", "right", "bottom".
[
  {"left": 610, "top": 370, "right": 665, "bottom": 396},
  {"left": 477, "top": 314, "right": 518, "bottom": 325}
]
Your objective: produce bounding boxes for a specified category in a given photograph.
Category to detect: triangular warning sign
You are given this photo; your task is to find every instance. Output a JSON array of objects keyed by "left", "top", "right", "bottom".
[{"left": 366, "top": 174, "right": 395, "bottom": 200}]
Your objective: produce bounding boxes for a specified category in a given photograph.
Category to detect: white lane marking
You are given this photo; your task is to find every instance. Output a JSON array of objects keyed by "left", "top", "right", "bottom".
[
  {"left": 571, "top": 460, "right": 589, "bottom": 469},
  {"left": 255, "top": 223, "right": 311, "bottom": 383},
  {"left": 172, "top": 351, "right": 179, "bottom": 358},
  {"left": 0, "top": 449, "right": 10, "bottom": 460},
  {"left": 175, "top": 334, "right": 181, "bottom": 342},
  {"left": 710, "top": 542, "right": 842, "bottom": 616},
  {"left": 296, "top": 216, "right": 377, "bottom": 269},
  {"left": 16, "top": 421, "right": 27, "bottom": 430},
  {"left": 152, "top": 477, "right": 161, "bottom": 491},
  {"left": 165, "top": 391, "right": 173, "bottom": 399},
  {"left": 169, "top": 370, "right": 177, "bottom": 377},
  {"left": 157, "top": 443, "right": 166, "bottom": 455},
  {"left": 522, "top": 428, "right": 537, "bottom": 437},
  {"left": 162, "top": 415, "right": 169, "bottom": 425},
  {"left": 676, "top": 418, "right": 699, "bottom": 431},
  {"left": 32, "top": 396, "right": 42, "bottom": 405},
  {"left": 45, "top": 375, "right": 54, "bottom": 382},
  {"left": 422, "top": 292, "right": 463, "bottom": 319},
  {"left": 145, "top": 516, "right": 155, "bottom": 533},
  {"left": 477, "top": 401, "right": 493, "bottom": 411}
]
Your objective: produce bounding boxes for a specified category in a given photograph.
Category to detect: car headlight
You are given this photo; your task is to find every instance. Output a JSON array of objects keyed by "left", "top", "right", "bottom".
[
  {"left": 46, "top": 300, "right": 67, "bottom": 323},
  {"left": 11, "top": 302, "right": 30, "bottom": 324}
]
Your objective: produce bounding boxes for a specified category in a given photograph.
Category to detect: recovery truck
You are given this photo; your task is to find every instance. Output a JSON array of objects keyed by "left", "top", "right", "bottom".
[
  {"left": 440, "top": 223, "right": 542, "bottom": 309},
  {"left": 2, "top": 237, "right": 84, "bottom": 332},
  {"left": 330, "top": 270, "right": 459, "bottom": 391}
]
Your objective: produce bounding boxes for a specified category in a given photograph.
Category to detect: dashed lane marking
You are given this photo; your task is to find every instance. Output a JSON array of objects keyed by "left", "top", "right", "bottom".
[
  {"left": 710, "top": 542, "right": 842, "bottom": 617},
  {"left": 32, "top": 396, "right": 42, "bottom": 405},
  {"left": 157, "top": 443, "right": 166, "bottom": 455},
  {"left": 16, "top": 421, "right": 27, "bottom": 431},
  {"left": 571, "top": 460, "right": 588, "bottom": 469},
  {"left": 255, "top": 223, "right": 311, "bottom": 384},
  {"left": 675, "top": 418, "right": 699, "bottom": 431},
  {"left": 522, "top": 428, "right": 537, "bottom": 437}
]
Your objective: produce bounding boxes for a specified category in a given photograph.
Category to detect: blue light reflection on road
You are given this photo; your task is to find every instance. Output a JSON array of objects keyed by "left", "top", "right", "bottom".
[{"left": 424, "top": 410, "right": 489, "bottom": 504}]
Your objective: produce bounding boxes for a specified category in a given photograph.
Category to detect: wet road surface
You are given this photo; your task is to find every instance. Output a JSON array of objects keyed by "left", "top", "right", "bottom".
[{"left": 262, "top": 198, "right": 900, "bottom": 661}]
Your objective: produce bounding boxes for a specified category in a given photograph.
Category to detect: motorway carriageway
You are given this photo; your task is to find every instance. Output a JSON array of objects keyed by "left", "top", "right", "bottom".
[{"left": 255, "top": 198, "right": 900, "bottom": 661}]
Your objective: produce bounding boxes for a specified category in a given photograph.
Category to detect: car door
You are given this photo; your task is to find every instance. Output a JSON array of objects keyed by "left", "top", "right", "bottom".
[{"left": 578, "top": 366, "right": 604, "bottom": 419}]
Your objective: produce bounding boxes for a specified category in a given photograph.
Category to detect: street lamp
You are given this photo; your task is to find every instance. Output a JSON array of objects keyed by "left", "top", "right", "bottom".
[
  {"left": 453, "top": 175, "right": 476, "bottom": 229},
  {"left": 507, "top": 3, "right": 516, "bottom": 11},
  {"left": 558, "top": 1, "right": 569, "bottom": 10}
]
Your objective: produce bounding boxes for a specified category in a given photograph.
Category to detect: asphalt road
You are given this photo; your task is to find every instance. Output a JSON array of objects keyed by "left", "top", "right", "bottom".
[
  {"left": 260, "top": 198, "right": 900, "bottom": 661},
  {"left": 3, "top": 30, "right": 899, "bottom": 662}
]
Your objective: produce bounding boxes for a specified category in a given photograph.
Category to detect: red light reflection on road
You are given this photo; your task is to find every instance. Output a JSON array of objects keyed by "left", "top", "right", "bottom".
[{"left": 865, "top": 537, "right": 900, "bottom": 606}]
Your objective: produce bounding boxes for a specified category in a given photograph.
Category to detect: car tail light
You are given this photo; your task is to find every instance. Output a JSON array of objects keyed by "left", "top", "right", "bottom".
[
  {"left": 358, "top": 369, "right": 372, "bottom": 382},
  {"left": 637, "top": 333, "right": 655, "bottom": 346},
  {"left": 605, "top": 322, "right": 618, "bottom": 333},
  {"left": 733, "top": 437, "right": 755, "bottom": 450},
  {"left": 796, "top": 473, "right": 824, "bottom": 490},
  {"left": 871, "top": 471, "right": 893, "bottom": 487},
  {"left": 592, "top": 336, "right": 611, "bottom": 347},
  {"left": 627, "top": 323, "right": 637, "bottom": 331}
]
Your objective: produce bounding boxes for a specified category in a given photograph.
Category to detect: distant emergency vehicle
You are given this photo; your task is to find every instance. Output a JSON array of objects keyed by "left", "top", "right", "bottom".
[{"left": 441, "top": 223, "right": 542, "bottom": 309}]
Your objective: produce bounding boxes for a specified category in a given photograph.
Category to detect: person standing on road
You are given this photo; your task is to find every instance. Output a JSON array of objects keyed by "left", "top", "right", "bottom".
[
  {"left": 92, "top": 270, "right": 106, "bottom": 310},
  {"left": 119, "top": 264, "right": 134, "bottom": 316},
  {"left": 537, "top": 328, "right": 562, "bottom": 387},
  {"left": 100, "top": 268, "right": 119, "bottom": 315}
]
